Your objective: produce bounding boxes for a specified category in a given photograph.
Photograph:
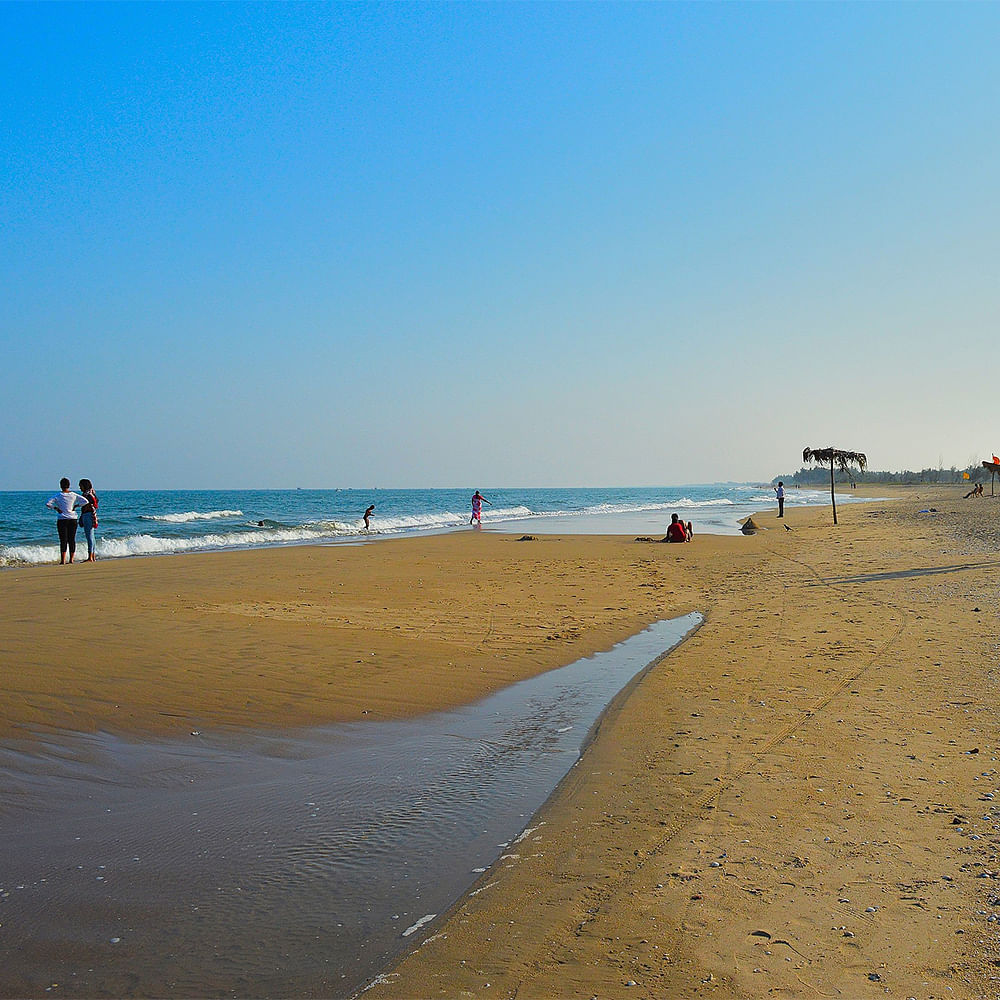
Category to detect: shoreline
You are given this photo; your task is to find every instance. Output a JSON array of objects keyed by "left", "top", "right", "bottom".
[{"left": 0, "top": 483, "right": 878, "bottom": 569}]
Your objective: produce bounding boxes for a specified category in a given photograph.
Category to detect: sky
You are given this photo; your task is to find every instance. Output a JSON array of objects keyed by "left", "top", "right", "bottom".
[{"left": 2, "top": 2, "right": 999, "bottom": 489}]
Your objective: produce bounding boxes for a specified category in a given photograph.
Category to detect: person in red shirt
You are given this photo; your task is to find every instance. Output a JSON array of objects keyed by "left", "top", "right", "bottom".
[{"left": 665, "top": 513, "right": 688, "bottom": 543}]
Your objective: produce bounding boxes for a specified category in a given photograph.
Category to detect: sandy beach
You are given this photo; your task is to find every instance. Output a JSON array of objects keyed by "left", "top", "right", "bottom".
[
  {"left": 4, "top": 486, "right": 1000, "bottom": 997},
  {"left": 2, "top": 527, "right": 729, "bottom": 740}
]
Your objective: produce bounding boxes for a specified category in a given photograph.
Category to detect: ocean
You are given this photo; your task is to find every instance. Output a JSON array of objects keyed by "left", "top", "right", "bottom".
[{"left": 0, "top": 484, "right": 864, "bottom": 567}]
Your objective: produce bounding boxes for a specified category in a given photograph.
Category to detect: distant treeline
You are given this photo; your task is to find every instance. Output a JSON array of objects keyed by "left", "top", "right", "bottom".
[{"left": 775, "top": 465, "right": 994, "bottom": 486}]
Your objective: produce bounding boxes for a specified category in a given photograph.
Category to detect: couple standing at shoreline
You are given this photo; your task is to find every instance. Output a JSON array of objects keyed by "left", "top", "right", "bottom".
[{"left": 46, "top": 478, "right": 99, "bottom": 564}]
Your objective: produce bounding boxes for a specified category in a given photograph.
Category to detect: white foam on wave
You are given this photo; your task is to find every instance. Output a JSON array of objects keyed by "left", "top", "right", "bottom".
[
  {"left": 0, "top": 522, "right": 353, "bottom": 564},
  {"left": 98, "top": 523, "right": 355, "bottom": 558},
  {"left": 580, "top": 498, "right": 735, "bottom": 514},
  {"left": 0, "top": 543, "right": 60, "bottom": 566},
  {"left": 481, "top": 499, "right": 734, "bottom": 526},
  {"left": 0, "top": 509, "right": 517, "bottom": 564},
  {"left": 140, "top": 509, "right": 243, "bottom": 523},
  {"left": 371, "top": 510, "right": 465, "bottom": 531},
  {"left": 668, "top": 497, "right": 735, "bottom": 509},
  {"left": 0, "top": 503, "right": 559, "bottom": 564},
  {"left": 361, "top": 506, "right": 534, "bottom": 533}
]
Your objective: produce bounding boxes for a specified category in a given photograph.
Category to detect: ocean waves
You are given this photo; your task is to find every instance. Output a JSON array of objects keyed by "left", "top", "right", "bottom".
[
  {"left": 2, "top": 524, "right": 339, "bottom": 565},
  {"left": 0, "top": 506, "right": 529, "bottom": 565},
  {"left": 140, "top": 509, "right": 244, "bottom": 523},
  {"left": 0, "top": 486, "right": 882, "bottom": 567},
  {"left": 566, "top": 498, "right": 735, "bottom": 514},
  {"left": 0, "top": 543, "right": 58, "bottom": 566}
]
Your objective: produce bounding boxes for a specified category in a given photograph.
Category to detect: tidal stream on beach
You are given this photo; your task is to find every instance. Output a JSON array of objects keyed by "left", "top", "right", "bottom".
[{"left": 1, "top": 613, "right": 701, "bottom": 998}]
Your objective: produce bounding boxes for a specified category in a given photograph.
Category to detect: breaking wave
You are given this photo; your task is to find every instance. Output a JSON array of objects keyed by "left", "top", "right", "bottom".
[{"left": 140, "top": 510, "right": 243, "bottom": 523}]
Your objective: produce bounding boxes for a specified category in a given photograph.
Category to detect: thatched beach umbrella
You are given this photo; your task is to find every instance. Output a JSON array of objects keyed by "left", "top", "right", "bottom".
[
  {"left": 803, "top": 446, "right": 868, "bottom": 525},
  {"left": 983, "top": 459, "right": 1000, "bottom": 496}
]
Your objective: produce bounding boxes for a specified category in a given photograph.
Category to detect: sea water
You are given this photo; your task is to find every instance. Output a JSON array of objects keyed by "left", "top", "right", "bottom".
[{"left": 0, "top": 484, "right": 867, "bottom": 566}]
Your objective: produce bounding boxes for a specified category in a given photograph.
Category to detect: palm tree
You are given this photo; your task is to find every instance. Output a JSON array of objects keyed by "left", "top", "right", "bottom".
[{"left": 802, "top": 446, "right": 868, "bottom": 525}]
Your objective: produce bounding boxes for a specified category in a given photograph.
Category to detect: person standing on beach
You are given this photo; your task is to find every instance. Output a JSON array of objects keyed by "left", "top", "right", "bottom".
[
  {"left": 470, "top": 490, "right": 491, "bottom": 525},
  {"left": 774, "top": 481, "right": 785, "bottom": 518},
  {"left": 45, "top": 478, "right": 88, "bottom": 564},
  {"left": 78, "top": 478, "right": 99, "bottom": 562},
  {"left": 363, "top": 504, "right": 375, "bottom": 530}
]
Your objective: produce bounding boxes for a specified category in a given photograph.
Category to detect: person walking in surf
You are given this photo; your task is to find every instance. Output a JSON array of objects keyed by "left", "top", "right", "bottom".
[{"left": 470, "top": 490, "right": 491, "bottom": 525}]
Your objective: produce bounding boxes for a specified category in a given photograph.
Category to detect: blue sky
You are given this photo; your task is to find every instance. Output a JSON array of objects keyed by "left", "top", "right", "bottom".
[{"left": 3, "top": 2, "right": 998, "bottom": 489}]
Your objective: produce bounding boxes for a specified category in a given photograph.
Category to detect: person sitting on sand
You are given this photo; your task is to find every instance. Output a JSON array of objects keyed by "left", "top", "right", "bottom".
[
  {"left": 363, "top": 504, "right": 375, "bottom": 530},
  {"left": 686, "top": 520, "right": 693, "bottom": 539},
  {"left": 665, "top": 513, "right": 688, "bottom": 543}
]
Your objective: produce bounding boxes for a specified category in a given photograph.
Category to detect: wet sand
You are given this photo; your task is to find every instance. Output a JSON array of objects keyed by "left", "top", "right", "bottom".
[{"left": 4, "top": 487, "right": 1000, "bottom": 997}]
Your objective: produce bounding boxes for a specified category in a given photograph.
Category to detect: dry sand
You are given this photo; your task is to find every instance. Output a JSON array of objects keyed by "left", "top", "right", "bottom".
[
  {"left": 4, "top": 486, "right": 1000, "bottom": 997},
  {"left": 2, "top": 529, "right": 724, "bottom": 740}
]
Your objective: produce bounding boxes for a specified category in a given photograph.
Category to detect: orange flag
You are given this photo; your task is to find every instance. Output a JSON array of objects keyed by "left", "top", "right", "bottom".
[{"left": 994, "top": 455, "right": 1000, "bottom": 465}]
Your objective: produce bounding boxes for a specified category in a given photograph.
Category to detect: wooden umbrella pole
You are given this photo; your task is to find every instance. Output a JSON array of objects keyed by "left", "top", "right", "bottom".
[{"left": 830, "top": 457, "right": 838, "bottom": 525}]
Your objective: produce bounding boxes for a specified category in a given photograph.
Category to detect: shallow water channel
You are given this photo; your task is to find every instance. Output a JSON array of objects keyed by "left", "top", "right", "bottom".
[{"left": 0, "top": 613, "right": 701, "bottom": 998}]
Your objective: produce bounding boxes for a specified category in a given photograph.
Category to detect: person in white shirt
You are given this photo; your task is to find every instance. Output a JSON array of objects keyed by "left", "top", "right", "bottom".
[
  {"left": 45, "top": 477, "right": 88, "bottom": 564},
  {"left": 774, "top": 481, "right": 785, "bottom": 518}
]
